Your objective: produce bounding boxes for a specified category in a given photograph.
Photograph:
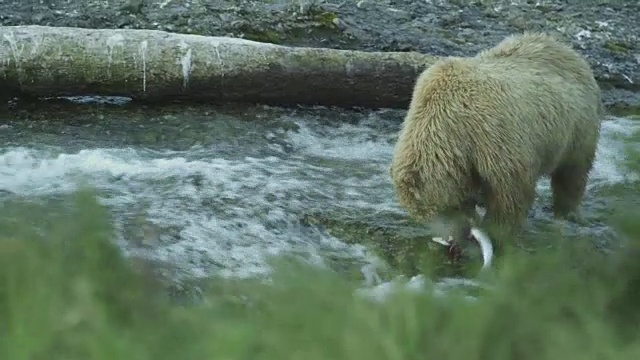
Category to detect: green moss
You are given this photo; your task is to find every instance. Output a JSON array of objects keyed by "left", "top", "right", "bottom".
[
  {"left": 312, "top": 11, "right": 339, "bottom": 29},
  {"left": 604, "top": 40, "right": 632, "bottom": 54},
  {"left": 240, "top": 28, "right": 282, "bottom": 44},
  {"left": 608, "top": 104, "right": 640, "bottom": 118},
  {"left": 236, "top": 14, "right": 346, "bottom": 47}
]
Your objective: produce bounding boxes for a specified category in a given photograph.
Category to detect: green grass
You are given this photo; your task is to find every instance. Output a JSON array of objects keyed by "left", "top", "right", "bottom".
[{"left": 0, "top": 191, "right": 639, "bottom": 360}]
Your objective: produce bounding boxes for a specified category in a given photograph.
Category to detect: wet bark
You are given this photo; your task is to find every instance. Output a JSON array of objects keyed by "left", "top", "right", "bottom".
[{"left": 0, "top": 25, "right": 436, "bottom": 109}]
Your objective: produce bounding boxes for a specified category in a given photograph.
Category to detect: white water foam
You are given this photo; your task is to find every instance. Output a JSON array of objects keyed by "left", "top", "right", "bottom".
[
  {"left": 0, "top": 115, "right": 638, "bottom": 293},
  {"left": 356, "top": 273, "right": 486, "bottom": 303},
  {"left": 0, "top": 146, "right": 375, "bottom": 279}
]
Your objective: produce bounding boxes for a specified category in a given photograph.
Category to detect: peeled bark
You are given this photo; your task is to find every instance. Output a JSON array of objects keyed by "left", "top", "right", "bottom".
[{"left": 0, "top": 25, "right": 436, "bottom": 109}]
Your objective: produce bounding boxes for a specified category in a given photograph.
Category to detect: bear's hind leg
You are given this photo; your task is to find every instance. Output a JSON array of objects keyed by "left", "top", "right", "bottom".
[{"left": 550, "top": 161, "right": 591, "bottom": 221}]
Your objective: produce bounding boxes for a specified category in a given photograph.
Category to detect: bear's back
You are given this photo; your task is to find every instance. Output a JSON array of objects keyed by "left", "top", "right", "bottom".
[
  {"left": 410, "top": 53, "right": 595, "bottom": 133},
  {"left": 477, "top": 32, "right": 599, "bottom": 91},
  {"left": 406, "top": 34, "right": 602, "bottom": 177}
]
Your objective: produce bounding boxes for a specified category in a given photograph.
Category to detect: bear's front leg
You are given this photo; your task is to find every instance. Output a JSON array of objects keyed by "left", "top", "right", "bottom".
[{"left": 481, "top": 181, "right": 536, "bottom": 247}]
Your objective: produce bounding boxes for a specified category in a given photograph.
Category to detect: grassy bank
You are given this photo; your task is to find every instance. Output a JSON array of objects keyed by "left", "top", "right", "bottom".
[{"left": 0, "top": 189, "right": 639, "bottom": 360}]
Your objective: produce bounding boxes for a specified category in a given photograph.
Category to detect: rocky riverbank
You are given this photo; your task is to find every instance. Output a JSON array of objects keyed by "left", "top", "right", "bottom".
[{"left": 1, "top": 0, "right": 638, "bottom": 112}]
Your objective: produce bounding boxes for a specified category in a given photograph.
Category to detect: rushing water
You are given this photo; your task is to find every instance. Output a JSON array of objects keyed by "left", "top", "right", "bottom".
[{"left": 0, "top": 101, "right": 638, "bottom": 298}]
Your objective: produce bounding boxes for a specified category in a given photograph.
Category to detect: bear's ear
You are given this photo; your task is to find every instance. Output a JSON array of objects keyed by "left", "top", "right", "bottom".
[
  {"left": 400, "top": 168, "right": 421, "bottom": 188},
  {"left": 402, "top": 169, "right": 427, "bottom": 202}
]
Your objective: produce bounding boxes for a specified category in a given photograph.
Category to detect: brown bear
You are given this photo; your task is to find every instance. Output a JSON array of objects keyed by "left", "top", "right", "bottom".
[{"left": 389, "top": 32, "right": 603, "bottom": 241}]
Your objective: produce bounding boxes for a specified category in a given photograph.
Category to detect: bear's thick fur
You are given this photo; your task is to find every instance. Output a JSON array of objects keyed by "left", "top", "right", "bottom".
[{"left": 389, "top": 32, "right": 603, "bottom": 237}]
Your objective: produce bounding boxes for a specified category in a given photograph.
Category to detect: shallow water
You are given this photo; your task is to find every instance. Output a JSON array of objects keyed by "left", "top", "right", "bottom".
[{"left": 0, "top": 100, "right": 638, "bottom": 297}]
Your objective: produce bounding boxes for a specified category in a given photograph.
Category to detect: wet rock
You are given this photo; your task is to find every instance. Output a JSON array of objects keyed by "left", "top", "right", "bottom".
[
  {"left": 299, "top": 211, "right": 476, "bottom": 279},
  {"left": 602, "top": 89, "right": 640, "bottom": 117},
  {"left": 120, "top": 0, "right": 144, "bottom": 15}
]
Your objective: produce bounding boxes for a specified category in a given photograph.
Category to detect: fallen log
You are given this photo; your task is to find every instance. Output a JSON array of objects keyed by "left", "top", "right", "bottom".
[
  {"left": 0, "top": 25, "right": 637, "bottom": 111},
  {"left": 0, "top": 25, "right": 433, "bottom": 109}
]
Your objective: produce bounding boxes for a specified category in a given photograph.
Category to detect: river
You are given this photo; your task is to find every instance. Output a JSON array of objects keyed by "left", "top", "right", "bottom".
[{"left": 0, "top": 99, "right": 638, "bottom": 299}]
